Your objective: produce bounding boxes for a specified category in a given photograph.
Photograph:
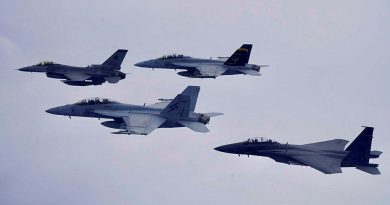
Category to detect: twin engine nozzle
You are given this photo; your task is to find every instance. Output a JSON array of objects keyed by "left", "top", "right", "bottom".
[
  {"left": 198, "top": 114, "right": 210, "bottom": 124},
  {"left": 252, "top": 65, "right": 261, "bottom": 71}
]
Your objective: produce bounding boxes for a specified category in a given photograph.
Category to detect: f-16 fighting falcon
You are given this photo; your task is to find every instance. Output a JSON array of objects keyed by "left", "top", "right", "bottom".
[
  {"left": 215, "top": 127, "right": 381, "bottom": 175},
  {"left": 134, "top": 44, "right": 268, "bottom": 78},
  {"left": 46, "top": 86, "right": 223, "bottom": 135},
  {"left": 18, "top": 49, "right": 128, "bottom": 86}
]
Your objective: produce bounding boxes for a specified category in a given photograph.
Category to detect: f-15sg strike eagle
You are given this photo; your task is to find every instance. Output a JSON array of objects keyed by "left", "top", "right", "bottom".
[
  {"left": 215, "top": 127, "right": 382, "bottom": 175},
  {"left": 18, "top": 49, "right": 128, "bottom": 86},
  {"left": 135, "top": 44, "right": 268, "bottom": 78},
  {"left": 46, "top": 86, "right": 223, "bottom": 135}
]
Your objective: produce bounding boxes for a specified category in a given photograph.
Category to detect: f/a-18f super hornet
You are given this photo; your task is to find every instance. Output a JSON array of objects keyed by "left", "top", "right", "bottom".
[
  {"left": 215, "top": 127, "right": 381, "bottom": 175},
  {"left": 135, "top": 44, "right": 267, "bottom": 78},
  {"left": 18, "top": 49, "right": 128, "bottom": 86},
  {"left": 46, "top": 86, "right": 223, "bottom": 135}
]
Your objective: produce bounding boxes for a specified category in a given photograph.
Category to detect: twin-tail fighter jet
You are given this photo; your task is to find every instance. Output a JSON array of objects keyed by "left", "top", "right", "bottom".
[
  {"left": 215, "top": 127, "right": 382, "bottom": 175},
  {"left": 46, "top": 86, "right": 223, "bottom": 135},
  {"left": 18, "top": 49, "right": 128, "bottom": 86},
  {"left": 135, "top": 44, "right": 268, "bottom": 78}
]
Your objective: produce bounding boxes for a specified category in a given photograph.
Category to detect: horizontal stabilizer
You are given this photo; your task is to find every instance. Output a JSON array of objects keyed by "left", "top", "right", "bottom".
[
  {"left": 239, "top": 69, "right": 261, "bottom": 76},
  {"left": 370, "top": 150, "right": 382, "bottom": 158},
  {"left": 304, "top": 139, "right": 349, "bottom": 151},
  {"left": 356, "top": 166, "right": 381, "bottom": 175},
  {"left": 178, "top": 121, "right": 209, "bottom": 133},
  {"left": 203, "top": 112, "right": 224, "bottom": 117}
]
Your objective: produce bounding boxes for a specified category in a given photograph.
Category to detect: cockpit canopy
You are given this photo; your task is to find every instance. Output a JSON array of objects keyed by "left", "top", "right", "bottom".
[
  {"left": 244, "top": 137, "right": 279, "bottom": 144},
  {"left": 158, "top": 54, "right": 190, "bottom": 59},
  {"left": 75, "top": 97, "right": 118, "bottom": 105},
  {"left": 36, "top": 61, "right": 55, "bottom": 66}
]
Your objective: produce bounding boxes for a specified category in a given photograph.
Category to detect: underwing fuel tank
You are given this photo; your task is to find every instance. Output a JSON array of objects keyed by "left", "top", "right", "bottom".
[
  {"left": 101, "top": 120, "right": 123, "bottom": 129},
  {"left": 46, "top": 72, "right": 65, "bottom": 79},
  {"left": 177, "top": 71, "right": 216, "bottom": 79},
  {"left": 62, "top": 80, "right": 97, "bottom": 86}
]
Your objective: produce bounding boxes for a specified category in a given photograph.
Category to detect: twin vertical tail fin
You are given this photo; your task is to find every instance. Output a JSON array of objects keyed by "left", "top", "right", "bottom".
[
  {"left": 102, "top": 49, "right": 128, "bottom": 70},
  {"left": 344, "top": 127, "right": 373, "bottom": 163},
  {"left": 224, "top": 44, "right": 252, "bottom": 66},
  {"left": 160, "top": 86, "right": 200, "bottom": 118},
  {"left": 343, "top": 127, "right": 381, "bottom": 175}
]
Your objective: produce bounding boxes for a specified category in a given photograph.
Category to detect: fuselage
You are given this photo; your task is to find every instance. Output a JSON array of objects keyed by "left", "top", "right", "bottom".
[
  {"left": 135, "top": 56, "right": 260, "bottom": 76},
  {"left": 18, "top": 63, "right": 126, "bottom": 85},
  {"left": 46, "top": 99, "right": 209, "bottom": 129},
  {"left": 20, "top": 64, "right": 125, "bottom": 78},
  {"left": 215, "top": 140, "right": 349, "bottom": 166}
]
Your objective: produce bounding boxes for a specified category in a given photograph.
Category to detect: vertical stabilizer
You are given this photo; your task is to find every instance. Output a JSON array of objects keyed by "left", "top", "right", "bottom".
[
  {"left": 180, "top": 86, "right": 200, "bottom": 112},
  {"left": 224, "top": 44, "right": 252, "bottom": 66},
  {"left": 344, "top": 127, "right": 374, "bottom": 164},
  {"left": 102, "top": 49, "right": 128, "bottom": 70}
]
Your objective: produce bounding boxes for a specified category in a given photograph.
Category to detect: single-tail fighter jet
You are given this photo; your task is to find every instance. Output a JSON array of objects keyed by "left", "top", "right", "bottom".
[
  {"left": 215, "top": 127, "right": 382, "bottom": 175},
  {"left": 46, "top": 86, "right": 222, "bottom": 135},
  {"left": 18, "top": 49, "right": 128, "bottom": 86},
  {"left": 135, "top": 44, "right": 267, "bottom": 78}
]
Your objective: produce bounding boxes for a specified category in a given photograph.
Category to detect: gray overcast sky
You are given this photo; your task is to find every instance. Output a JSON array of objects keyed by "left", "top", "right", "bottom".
[{"left": 1, "top": 0, "right": 389, "bottom": 204}]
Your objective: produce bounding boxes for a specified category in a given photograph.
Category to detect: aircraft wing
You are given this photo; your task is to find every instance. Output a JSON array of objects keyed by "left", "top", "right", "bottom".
[
  {"left": 122, "top": 114, "right": 166, "bottom": 135},
  {"left": 304, "top": 139, "right": 349, "bottom": 151},
  {"left": 64, "top": 73, "right": 92, "bottom": 81},
  {"left": 92, "top": 110, "right": 166, "bottom": 135},
  {"left": 291, "top": 155, "right": 343, "bottom": 174},
  {"left": 173, "top": 62, "right": 228, "bottom": 77}
]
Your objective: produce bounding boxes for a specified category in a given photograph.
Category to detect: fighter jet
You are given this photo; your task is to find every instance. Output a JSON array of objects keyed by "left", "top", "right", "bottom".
[
  {"left": 18, "top": 49, "right": 128, "bottom": 86},
  {"left": 46, "top": 86, "right": 222, "bottom": 135},
  {"left": 215, "top": 127, "right": 382, "bottom": 175},
  {"left": 135, "top": 44, "right": 267, "bottom": 78}
]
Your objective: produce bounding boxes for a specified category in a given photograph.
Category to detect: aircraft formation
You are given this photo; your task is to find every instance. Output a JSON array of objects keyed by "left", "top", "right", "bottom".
[{"left": 18, "top": 44, "right": 382, "bottom": 175}]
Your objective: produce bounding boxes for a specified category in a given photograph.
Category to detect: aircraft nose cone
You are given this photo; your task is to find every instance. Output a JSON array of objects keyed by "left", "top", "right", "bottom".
[
  {"left": 46, "top": 107, "right": 59, "bottom": 114},
  {"left": 134, "top": 61, "right": 151, "bottom": 68},
  {"left": 214, "top": 145, "right": 229, "bottom": 153},
  {"left": 214, "top": 144, "right": 240, "bottom": 154},
  {"left": 214, "top": 146, "right": 223, "bottom": 152},
  {"left": 134, "top": 62, "right": 144, "bottom": 67},
  {"left": 18, "top": 67, "right": 32, "bottom": 72},
  {"left": 46, "top": 105, "right": 71, "bottom": 115}
]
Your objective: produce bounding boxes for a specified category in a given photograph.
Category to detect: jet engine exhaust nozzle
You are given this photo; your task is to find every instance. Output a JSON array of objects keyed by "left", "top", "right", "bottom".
[{"left": 198, "top": 114, "right": 210, "bottom": 124}]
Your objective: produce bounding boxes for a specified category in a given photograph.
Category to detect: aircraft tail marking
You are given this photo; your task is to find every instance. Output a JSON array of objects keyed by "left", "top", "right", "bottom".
[{"left": 224, "top": 44, "right": 252, "bottom": 66}]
